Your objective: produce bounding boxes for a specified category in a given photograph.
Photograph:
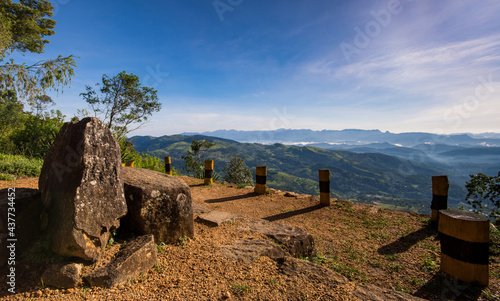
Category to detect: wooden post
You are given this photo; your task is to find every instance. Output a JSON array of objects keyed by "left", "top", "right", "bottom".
[
  {"left": 204, "top": 160, "right": 214, "bottom": 184},
  {"left": 319, "top": 169, "right": 331, "bottom": 205},
  {"left": 430, "top": 175, "right": 449, "bottom": 222},
  {"left": 438, "top": 209, "right": 490, "bottom": 285},
  {"left": 254, "top": 166, "right": 267, "bottom": 194},
  {"left": 164, "top": 156, "right": 172, "bottom": 175},
  {"left": 125, "top": 160, "right": 135, "bottom": 167}
]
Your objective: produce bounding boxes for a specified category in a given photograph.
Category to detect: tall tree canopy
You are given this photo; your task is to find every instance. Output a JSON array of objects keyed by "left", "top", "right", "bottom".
[
  {"left": 79, "top": 71, "right": 162, "bottom": 139},
  {"left": 0, "top": 0, "right": 76, "bottom": 104}
]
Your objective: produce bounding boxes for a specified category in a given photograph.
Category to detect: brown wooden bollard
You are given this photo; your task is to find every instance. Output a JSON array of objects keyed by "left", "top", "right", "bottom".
[
  {"left": 430, "top": 175, "right": 449, "bottom": 222},
  {"left": 125, "top": 160, "right": 135, "bottom": 167},
  {"left": 319, "top": 169, "right": 331, "bottom": 205},
  {"left": 254, "top": 166, "right": 267, "bottom": 194},
  {"left": 438, "top": 209, "right": 490, "bottom": 285},
  {"left": 204, "top": 160, "right": 214, "bottom": 184},
  {"left": 165, "top": 156, "right": 172, "bottom": 175}
]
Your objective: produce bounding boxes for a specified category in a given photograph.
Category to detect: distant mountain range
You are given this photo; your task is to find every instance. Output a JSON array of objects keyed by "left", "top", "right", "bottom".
[
  {"left": 128, "top": 129, "right": 500, "bottom": 214},
  {"left": 182, "top": 128, "right": 500, "bottom": 147}
]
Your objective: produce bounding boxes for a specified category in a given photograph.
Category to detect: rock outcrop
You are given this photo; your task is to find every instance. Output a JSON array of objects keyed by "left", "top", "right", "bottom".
[
  {"left": 38, "top": 117, "right": 127, "bottom": 261},
  {"left": 85, "top": 235, "right": 158, "bottom": 288},
  {"left": 239, "top": 218, "right": 315, "bottom": 258},
  {"left": 219, "top": 239, "right": 286, "bottom": 264},
  {"left": 121, "top": 167, "right": 193, "bottom": 244}
]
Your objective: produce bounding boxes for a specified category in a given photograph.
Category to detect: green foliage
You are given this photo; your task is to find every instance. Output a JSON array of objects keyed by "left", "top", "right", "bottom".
[
  {"left": 107, "top": 230, "right": 117, "bottom": 247},
  {"left": 79, "top": 71, "right": 161, "bottom": 139},
  {"left": 0, "top": 153, "right": 43, "bottom": 177},
  {"left": 232, "top": 283, "right": 253, "bottom": 295},
  {"left": 223, "top": 155, "right": 253, "bottom": 185},
  {"left": 466, "top": 172, "right": 500, "bottom": 224},
  {"left": 490, "top": 226, "right": 500, "bottom": 257},
  {"left": 156, "top": 242, "right": 167, "bottom": 253},
  {"left": 421, "top": 254, "right": 438, "bottom": 272},
  {"left": 0, "top": 173, "right": 16, "bottom": 181},
  {"left": 0, "top": 0, "right": 76, "bottom": 104},
  {"left": 10, "top": 109, "right": 64, "bottom": 158},
  {"left": 0, "top": 90, "right": 23, "bottom": 153},
  {"left": 181, "top": 138, "right": 216, "bottom": 178}
]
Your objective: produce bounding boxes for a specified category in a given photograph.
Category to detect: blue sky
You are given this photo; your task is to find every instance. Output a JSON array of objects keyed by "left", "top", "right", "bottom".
[{"left": 19, "top": 0, "right": 500, "bottom": 136}]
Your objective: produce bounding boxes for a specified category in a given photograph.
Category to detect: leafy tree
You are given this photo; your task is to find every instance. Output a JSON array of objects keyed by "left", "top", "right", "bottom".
[
  {"left": 0, "top": 90, "right": 23, "bottom": 137},
  {"left": 79, "top": 71, "right": 161, "bottom": 140},
  {"left": 181, "top": 138, "right": 216, "bottom": 178},
  {"left": 465, "top": 172, "right": 500, "bottom": 225},
  {"left": 223, "top": 156, "right": 253, "bottom": 186},
  {"left": 10, "top": 109, "right": 65, "bottom": 158},
  {"left": 0, "top": 0, "right": 76, "bottom": 104}
]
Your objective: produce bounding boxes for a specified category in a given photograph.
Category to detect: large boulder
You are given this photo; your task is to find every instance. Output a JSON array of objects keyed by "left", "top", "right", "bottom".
[
  {"left": 121, "top": 167, "right": 193, "bottom": 243},
  {"left": 38, "top": 117, "right": 127, "bottom": 261},
  {"left": 0, "top": 188, "right": 43, "bottom": 267}
]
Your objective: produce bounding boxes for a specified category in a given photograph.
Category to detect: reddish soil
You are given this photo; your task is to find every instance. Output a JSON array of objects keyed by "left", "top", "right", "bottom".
[{"left": 0, "top": 176, "right": 498, "bottom": 300}]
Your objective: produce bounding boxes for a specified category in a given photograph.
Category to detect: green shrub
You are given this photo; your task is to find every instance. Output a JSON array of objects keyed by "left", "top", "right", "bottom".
[
  {"left": 223, "top": 156, "right": 253, "bottom": 186},
  {"left": 10, "top": 110, "right": 65, "bottom": 159},
  {"left": 0, "top": 153, "right": 43, "bottom": 177}
]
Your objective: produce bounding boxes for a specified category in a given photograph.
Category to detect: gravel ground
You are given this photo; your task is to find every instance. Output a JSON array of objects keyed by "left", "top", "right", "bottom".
[{"left": 0, "top": 176, "right": 498, "bottom": 300}]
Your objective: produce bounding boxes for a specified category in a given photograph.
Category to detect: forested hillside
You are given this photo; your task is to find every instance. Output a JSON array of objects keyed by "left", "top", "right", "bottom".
[{"left": 130, "top": 135, "right": 469, "bottom": 214}]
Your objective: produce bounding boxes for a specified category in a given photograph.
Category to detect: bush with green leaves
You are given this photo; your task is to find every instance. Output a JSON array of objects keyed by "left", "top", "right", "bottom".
[
  {"left": 9, "top": 109, "right": 64, "bottom": 158},
  {"left": 181, "top": 138, "right": 216, "bottom": 179},
  {"left": 465, "top": 171, "right": 500, "bottom": 225},
  {"left": 0, "top": 153, "right": 43, "bottom": 177},
  {"left": 223, "top": 156, "right": 253, "bottom": 185}
]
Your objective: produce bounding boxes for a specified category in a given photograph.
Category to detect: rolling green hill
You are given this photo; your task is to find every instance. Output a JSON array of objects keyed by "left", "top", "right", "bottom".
[{"left": 129, "top": 135, "right": 469, "bottom": 214}]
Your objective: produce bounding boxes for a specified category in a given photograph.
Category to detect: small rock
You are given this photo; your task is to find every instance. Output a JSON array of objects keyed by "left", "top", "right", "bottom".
[
  {"left": 284, "top": 192, "right": 298, "bottom": 198},
  {"left": 85, "top": 235, "right": 158, "bottom": 288},
  {"left": 41, "top": 263, "right": 83, "bottom": 288},
  {"left": 197, "top": 210, "right": 246, "bottom": 227},
  {"left": 219, "top": 239, "right": 286, "bottom": 264},
  {"left": 224, "top": 291, "right": 231, "bottom": 299},
  {"left": 239, "top": 219, "right": 315, "bottom": 258}
]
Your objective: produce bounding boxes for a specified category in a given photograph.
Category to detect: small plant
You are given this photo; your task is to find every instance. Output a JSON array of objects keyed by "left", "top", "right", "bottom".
[
  {"left": 107, "top": 230, "right": 117, "bottom": 247},
  {"left": 156, "top": 242, "right": 167, "bottom": 253},
  {"left": 312, "top": 252, "right": 327, "bottom": 264},
  {"left": 387, "top": 263, "right": 402, "bottom": 272},
  {"left": 330, "top": 263, "right": 366, "bottom": 282},
  {"left": 153, "top": 263, "right": 166, "bottom": 273},
  {"left": 232, "top": 283, "right": 253, "bottom": 295},
  {"left": 421, "top": 254, "right": 438, "bottom": 272},
  {"left": 267, "top": 278, "right": 279, "bottom": 285},
  {"left": 178, "top": 236, "right": 189, "bottom": 248},
  {"left": 385, "top": 254, "right": 399, "bottom": 261}
]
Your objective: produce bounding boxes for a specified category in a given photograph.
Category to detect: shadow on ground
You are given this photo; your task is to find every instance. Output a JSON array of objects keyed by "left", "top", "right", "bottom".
[
  {"left": 378, "top": 225, "right": 438, "bottom": 255},
  {"left": 413, "top": 272, "right": 484, "bottom": 300},
  {"left": 263, "top": 204, "right": 327, "bottom": 222},
  {"left": 204, "top": 193, "right": 256, "bottom": 203}
]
